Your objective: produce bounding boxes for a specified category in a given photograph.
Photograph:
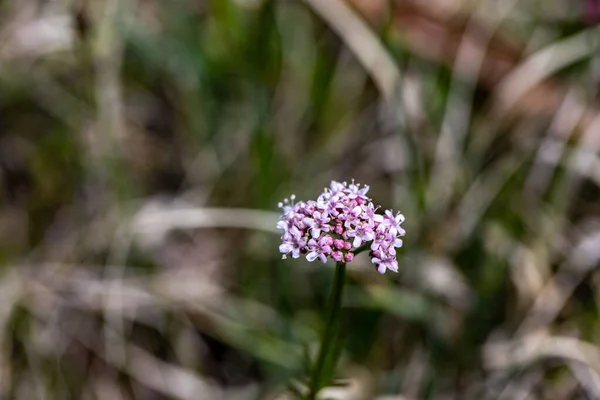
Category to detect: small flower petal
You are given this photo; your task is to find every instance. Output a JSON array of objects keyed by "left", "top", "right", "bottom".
[{"left": 279, "top": 243, "right": 293, "bottom": 253}]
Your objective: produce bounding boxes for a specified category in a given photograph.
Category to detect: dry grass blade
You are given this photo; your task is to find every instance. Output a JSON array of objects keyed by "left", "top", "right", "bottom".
[
  {"left": 301, "top": 0, "right": 401, "bottom": 101},
  {"left": 518, "top": 224, "right": 600, "bottom": 336},
  {"left": 426, "top": 0, "right": 520, "bottom": 214},
  {"left": 494, "top": 26, "right": 600, "bottom": 119},
  {"left": 346, "top": 0, "right": 600, "bottom": 139},
  {"left": 485, "top": 335, "right": 600, "bottom": 393},
  {"left": 131, "top": 206, "right": 280, "bottom": 234}
]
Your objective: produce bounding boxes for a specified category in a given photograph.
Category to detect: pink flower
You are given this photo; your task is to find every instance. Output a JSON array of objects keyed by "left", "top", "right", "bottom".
[
  {"left": 279, "top": 226, "right": 307, "bottom": 259},
  {"left": 347, "top": 179, "right": 370, "bottom": 202},
  {"left": 371, "top": 255, "right": 399, "bottom": 274},
  {"left": 303, "top": 211, "right": 331, "bottom": 238},
  {"left": 346, "top": 221, "right": 374, "bottom": 248},
  {"left": 306, "top": 238, "right": 332, "bottom": 263},
  {"left": 277, "top": 180, "right": 405, "bottom": 273},
  {"left": 343, "top": 205, "right": 363, "bottom": 228},
  {"left": 382, "top": 210, "right": 405, "bottom": 236},
  {"left": 279, "top": 238, "right": 306, "bottom": 259},
  {"left": 360, "top": 202, "right": 382, "bottom": 223}
]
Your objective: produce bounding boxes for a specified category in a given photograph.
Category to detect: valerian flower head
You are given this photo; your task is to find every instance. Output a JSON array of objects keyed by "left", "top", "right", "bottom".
[{"left": 276, "top": 180, "right": 405, "bottom": 274}]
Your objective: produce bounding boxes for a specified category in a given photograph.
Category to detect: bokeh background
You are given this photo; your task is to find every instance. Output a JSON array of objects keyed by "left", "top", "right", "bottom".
[{"left": 2, "top": 0, "right": 600, "bottom": 398}]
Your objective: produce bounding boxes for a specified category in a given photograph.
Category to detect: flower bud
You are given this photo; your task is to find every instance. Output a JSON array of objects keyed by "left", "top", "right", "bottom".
[
  {"left": 332, "top": 251, "right": 344, "bottom": 262},
  {"left": 334, "top": 239, "right": 345, "bottom": 249}
]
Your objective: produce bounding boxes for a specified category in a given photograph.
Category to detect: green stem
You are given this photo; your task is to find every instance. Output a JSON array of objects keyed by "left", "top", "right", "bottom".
[{"left": 307, "top": 262, "right": 346, "bottom": 400}]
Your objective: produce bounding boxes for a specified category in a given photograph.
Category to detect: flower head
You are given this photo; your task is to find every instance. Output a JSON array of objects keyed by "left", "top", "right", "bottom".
[{"left": 277, "top": 180, "right": 405, "bottom": 274}]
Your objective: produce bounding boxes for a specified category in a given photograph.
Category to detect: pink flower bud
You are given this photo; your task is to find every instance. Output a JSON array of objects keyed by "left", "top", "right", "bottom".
[
  {"left": 344, "top": 241, "right": 352, "bottom": 250},
  {"left": 332, "top": 251, "right": 344, "bottom": 262},
  {"left": 334, "top": 239, "right": 345, "bottom": 249},
  {"left": 345, "top": 252, "right": 354, "bottom": 262}
]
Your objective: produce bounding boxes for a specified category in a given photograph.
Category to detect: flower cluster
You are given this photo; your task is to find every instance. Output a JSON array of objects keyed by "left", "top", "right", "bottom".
[{"left": 277, "top": 180, "right": 405, "bottom": 274}]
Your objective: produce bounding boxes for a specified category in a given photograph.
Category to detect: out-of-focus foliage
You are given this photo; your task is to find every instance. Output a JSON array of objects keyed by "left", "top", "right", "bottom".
[{"left": 1, "top": 0, "right": 600, "bottom": 398}]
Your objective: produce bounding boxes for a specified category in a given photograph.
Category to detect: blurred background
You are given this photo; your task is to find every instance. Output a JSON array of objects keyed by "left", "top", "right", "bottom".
[{"left": 2, "top": 0, "right": 600, "bottom": 398}]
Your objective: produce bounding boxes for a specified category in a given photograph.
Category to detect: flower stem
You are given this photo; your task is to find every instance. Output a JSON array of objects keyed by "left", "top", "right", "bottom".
[{"left": 307, "top": 262, "right": 346, "bottom": 400}]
